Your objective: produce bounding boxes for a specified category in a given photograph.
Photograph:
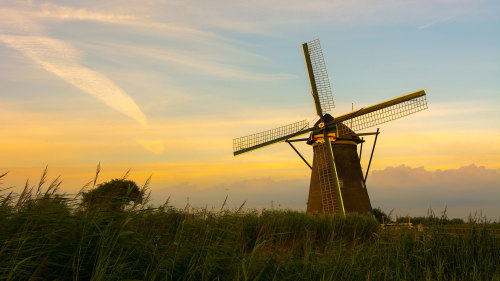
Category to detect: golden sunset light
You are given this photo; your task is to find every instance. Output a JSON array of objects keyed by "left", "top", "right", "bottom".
[{"left": 1, "top": 0, "right": 498, "bottom": 220}]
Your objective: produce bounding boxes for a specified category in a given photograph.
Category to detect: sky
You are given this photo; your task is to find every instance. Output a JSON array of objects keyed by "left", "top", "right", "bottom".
[{"left": 1, "top": 0, "right": 499, "bottom": 220}]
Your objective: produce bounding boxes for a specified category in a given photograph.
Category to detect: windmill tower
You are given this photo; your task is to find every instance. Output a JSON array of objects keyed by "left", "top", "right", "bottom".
[{"left": 233, "top": 39, "right": 428, "bottom": 215}]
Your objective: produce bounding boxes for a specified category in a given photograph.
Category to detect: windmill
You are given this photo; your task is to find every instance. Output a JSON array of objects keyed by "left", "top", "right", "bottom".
[{"left": 233, "top": 39, "right": 428, "bottom": 215}]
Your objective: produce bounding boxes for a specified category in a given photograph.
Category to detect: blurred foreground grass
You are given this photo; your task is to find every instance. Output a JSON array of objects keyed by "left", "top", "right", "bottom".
[{"left": 0, "top": 171, "right": 499, "bottom": 281}]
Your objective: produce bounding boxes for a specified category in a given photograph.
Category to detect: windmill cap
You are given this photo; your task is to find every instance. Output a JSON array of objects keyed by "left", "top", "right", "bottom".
[{"left": 314, "top": 114, "right": 334, "bottom": 127}]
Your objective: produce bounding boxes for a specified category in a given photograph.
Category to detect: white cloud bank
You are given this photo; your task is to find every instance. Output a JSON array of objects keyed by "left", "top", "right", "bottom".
[
  {"left": 150, "top": 164, "right": 499, "bottom": 219},
  {"left": 368, "top": 164, "right": 499, "bottom": 219}
]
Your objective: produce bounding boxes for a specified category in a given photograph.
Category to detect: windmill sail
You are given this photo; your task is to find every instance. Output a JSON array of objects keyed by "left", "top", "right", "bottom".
[
  {"left": 303, "top": 39, "right": 335, "bottom": 116},
  {"left": 334, "top": 90, "right": 428, "bottom": 136},
  {"left": 313, "top": 142, "right": 342, "bottom": 213},
  {"left": 233, "top": 120, "right": 311, "bottom": 156}
]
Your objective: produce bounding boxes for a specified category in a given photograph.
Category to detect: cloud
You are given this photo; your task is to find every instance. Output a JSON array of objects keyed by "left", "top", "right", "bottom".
[
  {"left": 150, "top": 177, "right": 309, "bottom": 210},
  {"left": 0, "top": 8, "right": 45, "bottom": 35},
  {"left": 136, "top": 139, "right": 165, "bottom": 154},
  {"left": 368, "top": 164, "right": 499, "bottom": 218},
  {"left": 147, "top": 164, "right": 499, "bottom": 219},
  {"left": 369, "top": 164, "right": 499, "bottom": 192},
  {"left": 94, "top": 0, "right": 496, "bottom": 34},
  {"left": 419, "top": 15, "right": 455, "bottom": 29},
  {"left": 0, "top": 8, "right": 149, "bottom": 127},
  {"left": 35, "top": 3, "right": 223, "bottom": 40},
  {"left": 0, "top": 34, "right": 148, "bottom": 127},
  {"left": 38, "top": 3, "right": 137, "bottom": 22},
  {"left": 1, "top": 141, "right": 497, "bottom": 219},
  {"left": 26, "top": 3, "right": 294, "bottom": 81},
  {"left": 4, "top": 0, "right": 496, "bottom": 36},
  {"left": 96, "top": 42, "right": 295, "bottom": 81}
]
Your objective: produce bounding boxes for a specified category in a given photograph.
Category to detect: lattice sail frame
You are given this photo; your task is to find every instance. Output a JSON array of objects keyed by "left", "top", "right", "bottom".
[
  {"left": 314, "top": 142, "right": 340, "bottom": 213},
  {"left": 233, "top": 120, "right": 309, "bottom": 154},
  {"left": 338, "top": 95, "right": 428, "bottom": 136},
  {"left": 305, "top": 39, "right": 335, "bottom": 113}
]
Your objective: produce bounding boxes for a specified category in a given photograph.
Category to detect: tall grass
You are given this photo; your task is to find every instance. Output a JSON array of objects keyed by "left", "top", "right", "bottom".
[{"left": 0, "top": 171, "right": 498, "bottom": 280}]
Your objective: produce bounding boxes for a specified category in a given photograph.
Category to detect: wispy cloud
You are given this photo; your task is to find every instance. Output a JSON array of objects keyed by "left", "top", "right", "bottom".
[
  {"left": 0, "top": 8, "right": 149, "bottom": 127},
  {"left": 38, "top": 3, "right": 137, "bottom": 22},
  {"left": 419, "top": 15, "right": 455, "bottom": 29},
  {"left": 32, "top": 4, "right": 287, "bottom": 80},
  {"left": 136, "top": 139, "right": 165, "bottom": 154},
  {"left": 0, "top": 34, "right": 148, "bottom": 127},
  {"left": 95, "top": 43, "right": 295, "bottom": 81},
  {"left": 36, "top": 3, "right": 223, "bottom": 40}
]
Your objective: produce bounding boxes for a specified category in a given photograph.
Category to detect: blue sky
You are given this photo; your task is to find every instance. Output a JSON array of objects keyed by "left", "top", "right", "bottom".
[{"left": 0, "top": 0, "right": 499, "bottom": 219}]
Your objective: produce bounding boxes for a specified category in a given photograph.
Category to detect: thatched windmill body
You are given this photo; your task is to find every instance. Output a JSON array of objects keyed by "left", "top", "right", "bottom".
[{"left": 233, "top": 39, "right": 428, "bottom": 215}]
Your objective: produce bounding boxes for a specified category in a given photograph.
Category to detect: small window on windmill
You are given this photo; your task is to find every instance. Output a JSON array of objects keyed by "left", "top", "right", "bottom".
[{"left": 339, "top": 179, "right": 344, "bottom": 188}]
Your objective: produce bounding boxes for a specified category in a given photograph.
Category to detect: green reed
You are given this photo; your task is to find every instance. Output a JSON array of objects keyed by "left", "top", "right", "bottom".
[{"left": 0, "top": 171, "right": 498, "bottom": 281}]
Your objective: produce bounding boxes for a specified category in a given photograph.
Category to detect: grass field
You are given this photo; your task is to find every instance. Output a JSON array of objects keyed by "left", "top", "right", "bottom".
[{"left": 1, "top": 172, "right": 499, "bottom": 280}]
